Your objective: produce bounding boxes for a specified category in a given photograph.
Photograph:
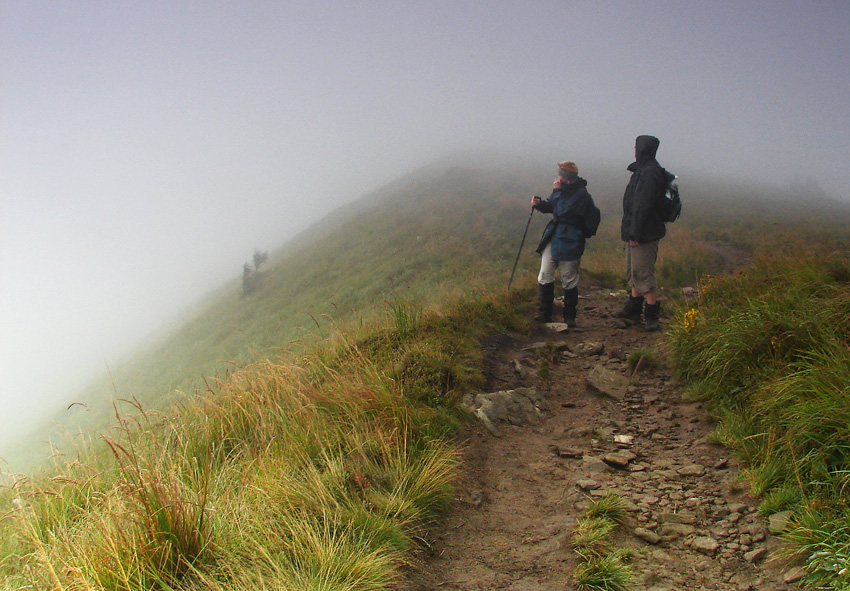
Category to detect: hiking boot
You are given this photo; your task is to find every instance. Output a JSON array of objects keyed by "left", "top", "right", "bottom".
[
  {"left": 613, "top": 295, "right": 644, "bottom": 324},
  {"left": 534, "top": 282, "right": 555, "bottom": 322},
  {"left": 562, "top": 287, "right": 578, "bottom": 328},
  {"left": 644, "top": 302, "right": 661, "bottom": 332}
]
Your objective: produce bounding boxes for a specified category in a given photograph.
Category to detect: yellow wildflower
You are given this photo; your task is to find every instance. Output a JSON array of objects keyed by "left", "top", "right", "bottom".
[{"left": 682, "top": 308, "right": 699, "bottom": 332}]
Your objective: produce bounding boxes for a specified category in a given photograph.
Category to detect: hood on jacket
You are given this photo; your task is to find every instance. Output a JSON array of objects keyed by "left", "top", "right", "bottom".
[{"left": 634, "top": 135, "right": 659, "bottom": 163}]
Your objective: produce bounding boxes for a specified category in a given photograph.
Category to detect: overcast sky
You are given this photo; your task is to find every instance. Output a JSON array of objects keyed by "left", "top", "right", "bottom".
[{"left": 2, "top": 1, "right": 849, "bottom": 457}]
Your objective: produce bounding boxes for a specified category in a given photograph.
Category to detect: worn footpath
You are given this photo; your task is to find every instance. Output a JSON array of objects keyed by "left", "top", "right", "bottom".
[{"left": 402, "top": 285, "right": 805, "bottom": 591}]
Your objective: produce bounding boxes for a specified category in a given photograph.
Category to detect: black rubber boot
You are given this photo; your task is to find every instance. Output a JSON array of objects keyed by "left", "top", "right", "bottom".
[
  {"left": 613, "top": 294, "right": 644, "bottom": 324},
  {"left": 562, "top": 287, "right": 578, "bottom": 328},
  {"left": 534, "top": 283, "right": 555, "bottom": 322},
  {"left": 644, "top": 302, "right": 661, "bottom": 332}
]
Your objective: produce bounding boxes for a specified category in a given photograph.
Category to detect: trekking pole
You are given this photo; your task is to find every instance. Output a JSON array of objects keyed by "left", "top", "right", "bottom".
[{"left": 508, "top": 204, "right": 535, "bottom": 290}]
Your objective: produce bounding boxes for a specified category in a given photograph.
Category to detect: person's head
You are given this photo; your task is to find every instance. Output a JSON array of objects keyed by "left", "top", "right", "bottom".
[
  {"left": 634, "top": 135, "right": 659, "bottom": 161},
  {"left": 558, "top": 160, "right": 579, "bottom": 183}
]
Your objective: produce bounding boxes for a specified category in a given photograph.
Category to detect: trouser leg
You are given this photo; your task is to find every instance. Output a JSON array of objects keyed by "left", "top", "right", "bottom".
[
  {"left": 562, "top": 287, "right": 578, "bottom": 327},
  {"left": 557, "top": 258, "right": 581, "bottom": 326}
]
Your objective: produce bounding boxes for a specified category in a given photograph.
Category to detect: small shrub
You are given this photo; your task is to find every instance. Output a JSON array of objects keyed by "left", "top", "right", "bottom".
[{"left": 781, "top": 506, "right": 850, "bottom": 589}]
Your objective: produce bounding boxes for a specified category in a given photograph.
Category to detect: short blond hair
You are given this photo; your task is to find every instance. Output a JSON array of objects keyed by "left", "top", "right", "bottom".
[{"left": 558, "top": 160, "right": 578, "bottom": 174}]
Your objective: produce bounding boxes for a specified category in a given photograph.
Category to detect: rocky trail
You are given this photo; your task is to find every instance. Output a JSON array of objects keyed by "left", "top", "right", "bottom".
[{"left": 402, "top": 285, "right": 804, "bottom": 591}]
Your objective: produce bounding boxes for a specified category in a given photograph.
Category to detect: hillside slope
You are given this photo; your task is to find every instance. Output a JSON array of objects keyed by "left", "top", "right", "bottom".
[
  {"left": 5, "top": 157, "right": 848, "bottom": 473},
  {"left": 3, "top": 160, "right": 552, "bottom": 472}
]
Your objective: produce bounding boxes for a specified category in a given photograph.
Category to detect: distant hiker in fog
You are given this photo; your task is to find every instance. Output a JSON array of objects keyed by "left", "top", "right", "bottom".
[
  {"left": 614, "top": 135, "right": 667, "bottom": 331},
  {"left": 531, "top": 160, "right": 600, "bottom": 327}
]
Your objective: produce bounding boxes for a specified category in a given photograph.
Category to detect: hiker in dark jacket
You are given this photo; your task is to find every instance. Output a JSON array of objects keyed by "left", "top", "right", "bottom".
[
  {"left": 614, "top": 135, "right": 667, "bottom": 331},
  {"left": 531, "top": 160, "right": 597, "bottom": 327}
]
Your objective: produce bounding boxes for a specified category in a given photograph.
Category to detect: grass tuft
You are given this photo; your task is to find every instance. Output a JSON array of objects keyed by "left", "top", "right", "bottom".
[
  {"left": 570, "top": 493, "right": 632, "bottom": 588},
  {"left": 585, "top": 493, "right": 629, "bottom": 524},
  {"left": 574, "top": 554, "right": 632, "bottom": 591}
]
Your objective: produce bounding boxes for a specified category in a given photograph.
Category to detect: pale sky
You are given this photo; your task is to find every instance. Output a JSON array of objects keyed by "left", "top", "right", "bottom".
[{"left": 2, "top": 1, "right": 849, "bottom": 456}]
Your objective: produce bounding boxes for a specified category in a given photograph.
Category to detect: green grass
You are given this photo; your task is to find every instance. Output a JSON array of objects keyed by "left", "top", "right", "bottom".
[
  {"left": 575, "top": 554, "right": 632, "bottom": 591},
  {"left": 4, "top": 160, "right": 850, "bottom": 589},
  {"left": 585, "top": 493, "right": 629, "bottom": 524},
  {"left": 571, "top": 494, "right": 632, "bottom": 590},
  {"left": 667, "top": 239, "right": 850, "bottom": 589}
]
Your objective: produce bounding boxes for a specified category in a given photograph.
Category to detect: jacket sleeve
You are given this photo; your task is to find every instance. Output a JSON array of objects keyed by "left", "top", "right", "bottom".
[
  {"left": 534, "top": 200, "right": 553, "bottom": 214},
  {"left": 628, "top": 168, "right": 665, "bottom": 241},
  {"left": 533, "top": 189, "right": 558, "bottom": 214}
]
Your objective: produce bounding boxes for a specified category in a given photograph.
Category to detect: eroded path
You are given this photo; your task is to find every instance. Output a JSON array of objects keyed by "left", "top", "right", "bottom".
[{"left": 402, "top": 285, "right": 803, "bottom": 591}]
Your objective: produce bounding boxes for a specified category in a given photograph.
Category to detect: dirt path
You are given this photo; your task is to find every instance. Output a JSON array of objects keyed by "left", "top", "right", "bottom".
[{"left": 402, "top": 285, "right": 803, "bottom": 591}]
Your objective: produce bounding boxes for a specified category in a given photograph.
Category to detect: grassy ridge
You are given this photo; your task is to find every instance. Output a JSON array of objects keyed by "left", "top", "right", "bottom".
[
  {"left": 7, "top": 160, "right": 847, "bottom": 473},
  {"left": 2, "top": 157, "right": 850, "bottom": 588},
  {"left": 0, "top": 289, "right": 525, "bottom": 590},
  {"left": 668, "top": 236, "right": 850, "bottom": 589}
]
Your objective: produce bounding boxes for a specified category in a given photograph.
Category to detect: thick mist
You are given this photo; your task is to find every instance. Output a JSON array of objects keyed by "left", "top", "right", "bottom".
[{"left": 2, "top": 2, "right": 849, "bottom": 461}]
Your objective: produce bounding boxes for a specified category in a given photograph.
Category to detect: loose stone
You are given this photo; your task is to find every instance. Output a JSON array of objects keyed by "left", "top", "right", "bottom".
[
  {"left": 634, "top": 527, "right": 662, "bottom": 544},
  {"left": 602, "top": 450, "right": 636, "bottom": 468},
  {"left": 576, "top": 479, "right": 600, "bottom": 491},
  {"left": 692, "top": 536, "right": 720, "bottom": 556},
  {"left": 743, "top": 547, "right": 767, "bottom": 563},
  {"left": 768, "top": 511, "right": 793, "bottom": 534}
]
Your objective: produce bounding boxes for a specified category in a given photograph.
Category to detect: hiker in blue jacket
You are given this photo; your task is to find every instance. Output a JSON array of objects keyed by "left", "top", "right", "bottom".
[
  {"left": 613, "top": 135, "right": 668, "bottom": 331},
  {"left": 531, "top": 160, "right": 597, "bottom": 327}
]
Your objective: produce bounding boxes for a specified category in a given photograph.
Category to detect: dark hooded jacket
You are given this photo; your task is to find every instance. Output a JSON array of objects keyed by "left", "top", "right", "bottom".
[
  {"left": 534, "top": 178, "right": 595, "bottom": 262},
  {"left": 620, "top": 135, "right": 667, "bottom": 243}
]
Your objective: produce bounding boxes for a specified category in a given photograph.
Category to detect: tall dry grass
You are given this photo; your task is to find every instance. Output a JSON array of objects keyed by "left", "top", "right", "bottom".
[{"left": 0, "top": 290, "right": 522, "bottom": 590}]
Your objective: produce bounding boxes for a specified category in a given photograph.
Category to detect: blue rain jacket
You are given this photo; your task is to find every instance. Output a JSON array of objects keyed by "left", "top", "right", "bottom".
[{"left": 534, "top": 178, "right": 595, "bottom": 262}]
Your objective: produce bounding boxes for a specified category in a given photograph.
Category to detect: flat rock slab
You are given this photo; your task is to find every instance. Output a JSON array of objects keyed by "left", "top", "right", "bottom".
[
  {"left": 602, "top": 450, "right": 637, "bottom": 468},
  {"left": 573, "top": 341, "right": 605, "bottom": 356},
  {"left": 463, "top": 387, "right": 546, "bottom": 436},
  {"left": 614, "top": 434, "right": 634, "bottom": 446},
  {"left": 576, "top": 478, "right": 601, "bottom": 491},
  {"left": 586, "top": 365, "right": 630, "bottom": 400},
  {"left": 677, "top": 463, "right": 707, "bottom": 477},
  {"left": 660, "top": 523, "right": 695, "bottom": 538}
]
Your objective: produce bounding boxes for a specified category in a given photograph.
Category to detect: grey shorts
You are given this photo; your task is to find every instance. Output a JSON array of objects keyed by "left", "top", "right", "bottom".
[{"left": 626, "top": 240, "right": 659, "bottom": 294}]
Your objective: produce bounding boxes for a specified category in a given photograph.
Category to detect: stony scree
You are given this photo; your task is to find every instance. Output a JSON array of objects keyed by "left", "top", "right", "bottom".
[{"left": 402, "top": 286, "right": 801, "bottom": 591}]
